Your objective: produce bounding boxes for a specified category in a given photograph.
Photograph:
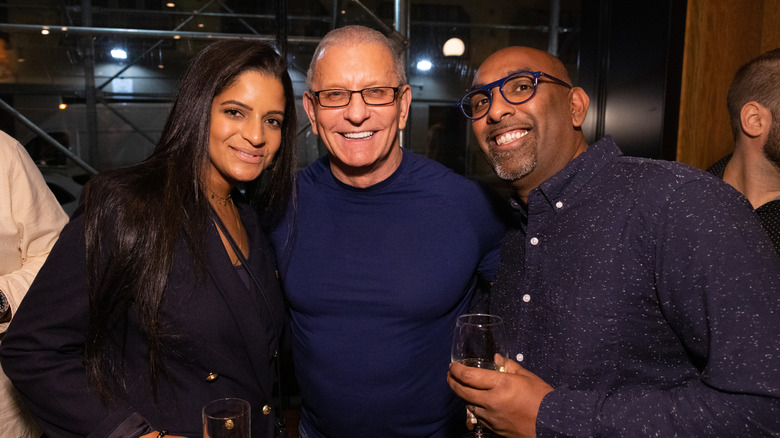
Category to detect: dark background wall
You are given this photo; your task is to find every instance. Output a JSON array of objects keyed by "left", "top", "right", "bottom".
[{"left": 577, "top": 0, "right": 687, "bottom": 161}]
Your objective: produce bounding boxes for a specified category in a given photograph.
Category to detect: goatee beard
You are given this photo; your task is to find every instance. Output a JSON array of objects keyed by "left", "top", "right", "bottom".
[{"left": 489, "top": 147, "right": 536, "bottom": 181}]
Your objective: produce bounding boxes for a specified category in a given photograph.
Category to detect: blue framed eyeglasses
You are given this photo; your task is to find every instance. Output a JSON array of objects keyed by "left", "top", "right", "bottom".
[{"left": 457, "top": 70, "right": 572, "bottom": 120}]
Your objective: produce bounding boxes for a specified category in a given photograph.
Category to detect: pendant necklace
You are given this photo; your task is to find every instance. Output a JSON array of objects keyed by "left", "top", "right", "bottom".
[
  {"left": 209, "top": 189, "right": 245, "bottom": 264},
  {"left": 209, "top": 190, "right": 232, "bottom": 206}
]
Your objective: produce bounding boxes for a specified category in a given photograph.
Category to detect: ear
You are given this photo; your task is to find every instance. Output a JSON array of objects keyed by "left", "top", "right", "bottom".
[
  {"left": 302, "top": 91, "right": 320, "bottom": 136},
  {"left": 570, "top": 87, "right": 589, "bottom": 128},
  {"left": 396, "top": 84, "right": 413, "bottom": 130},
  {"left": 740, "top": 101, "right": 768, "bottom": 138}
]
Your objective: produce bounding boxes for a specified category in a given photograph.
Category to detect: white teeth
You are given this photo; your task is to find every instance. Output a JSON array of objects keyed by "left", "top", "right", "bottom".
[
  {"left": 237, "top": 150, "right": 258, "bottom": 158},
  {"left": 343, "top": 131, "right": 374, "bottom": 139},
  {"left": 495, "top": 130, "right": 528, "bottom": 145}
]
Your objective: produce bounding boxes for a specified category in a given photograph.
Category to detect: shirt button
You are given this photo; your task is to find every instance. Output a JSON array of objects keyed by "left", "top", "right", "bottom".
[
  {"left": 516, "top": 353, "right": 524, "bottom": 362},
  {"left": 205, "top": 372, "right": 219, "bottom": 382},
  {"left": 522, "top": 294, "right": 531, "bottom": 303},
  {"left": 555, "top": 201, "right": 563, "bottom": 209},
  {"left": 530, "top": 237, "right": 539, "bottom": 245},
  {"left": 262, "top": 404, "right": 272, "bottom": 415}
]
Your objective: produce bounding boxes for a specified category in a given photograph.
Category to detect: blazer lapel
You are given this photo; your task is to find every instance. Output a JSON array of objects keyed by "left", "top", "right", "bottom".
[{"left": 205, "top": 218, "right": 277, "bottom": 397}]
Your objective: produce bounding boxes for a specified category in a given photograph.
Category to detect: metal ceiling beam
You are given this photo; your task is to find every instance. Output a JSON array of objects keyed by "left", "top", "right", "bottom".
[
  {"left": 97, "top": 0, "right": 219, "bottom": 91},
  {"left": 0, "top": 23, "right": 321, "bottom": 44},
  {"left": 0, "top": 98, "right": 98, "bottom": 175},
  {"left": 350, "top": 0, "right": 408, "bottom": 50}
]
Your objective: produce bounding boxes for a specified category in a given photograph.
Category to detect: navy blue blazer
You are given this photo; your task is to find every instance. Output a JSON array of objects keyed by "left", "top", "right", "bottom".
[{"left": 0, "top": 201, "right": 285, "bottom": 437}]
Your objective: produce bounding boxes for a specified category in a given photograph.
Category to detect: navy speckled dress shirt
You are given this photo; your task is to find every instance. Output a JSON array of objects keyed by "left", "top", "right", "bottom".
[{"left": 491, "top": 136, "right": 780, "bottom": 437}]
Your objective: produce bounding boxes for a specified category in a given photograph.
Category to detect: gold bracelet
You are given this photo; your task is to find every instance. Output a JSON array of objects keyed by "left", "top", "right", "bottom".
[{"left": 157, "top": 431, "right": 168, "bottom": 438}]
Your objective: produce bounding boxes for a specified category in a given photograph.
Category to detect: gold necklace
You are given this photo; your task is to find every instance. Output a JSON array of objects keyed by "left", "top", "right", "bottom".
[
  {"left": 209, "top": 190, "right": 232, "bottom": 206},
  {"left": 210, "top": 190, "right": 246, "bottom": 265}
]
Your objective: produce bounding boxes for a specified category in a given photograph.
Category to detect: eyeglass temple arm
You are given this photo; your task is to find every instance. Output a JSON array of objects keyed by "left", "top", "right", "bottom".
[{"left": 539, "top": 72, "right": 573, "bottom": 89}]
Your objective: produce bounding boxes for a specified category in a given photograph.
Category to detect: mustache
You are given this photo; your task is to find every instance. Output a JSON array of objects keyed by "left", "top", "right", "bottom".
[{"left": 484, "top": 120, "right": 535, "bottom": 142}]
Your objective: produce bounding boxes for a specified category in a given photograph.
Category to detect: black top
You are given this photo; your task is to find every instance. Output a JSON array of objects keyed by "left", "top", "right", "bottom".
[{"left": 708, "top": 154, "right": 780, "bottom": 255}]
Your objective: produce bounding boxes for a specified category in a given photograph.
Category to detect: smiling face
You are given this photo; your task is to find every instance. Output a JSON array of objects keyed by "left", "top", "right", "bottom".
[
  {"left": 207, "top": 70, "right": 286, "bottom": 195},
  {"left": 303, "top": 42, "right": 411, "bottom": 188},
  {"left": 471, "top": 47, "right": 589, "bottom": 201}
]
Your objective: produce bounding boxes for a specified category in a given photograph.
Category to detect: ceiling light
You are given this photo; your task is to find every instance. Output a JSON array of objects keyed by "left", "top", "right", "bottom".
[
  {"left": 416, "top": 59, "right": 432, "bottom": 71},
  {"left": 442, "top": 38, "right": 465, "bottom": 57},
  {"left": 166, "top": 2, "right": 175, "bottom": 7},
  {"left": 110, "top": 48, "right": 128, "bottom": 59}
]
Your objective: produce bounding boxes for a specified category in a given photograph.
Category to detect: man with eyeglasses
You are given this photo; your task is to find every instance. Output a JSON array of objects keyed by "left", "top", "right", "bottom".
[
  {"left": 269, "top": 25, "right": 506, "bottom": 438},
  {"left": 447, "top": 46, "right": 780, "bottom": 437}
]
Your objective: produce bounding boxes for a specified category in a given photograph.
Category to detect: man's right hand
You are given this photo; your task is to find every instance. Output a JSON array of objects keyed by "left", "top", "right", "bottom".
[{"left": 447, "top": 356, "right": 553, "bottom": 438}]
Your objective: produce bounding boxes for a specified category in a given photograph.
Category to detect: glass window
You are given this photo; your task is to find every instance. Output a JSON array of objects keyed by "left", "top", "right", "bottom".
[{"left": 0, "top": 0, "right": 581, "bottom": 188}]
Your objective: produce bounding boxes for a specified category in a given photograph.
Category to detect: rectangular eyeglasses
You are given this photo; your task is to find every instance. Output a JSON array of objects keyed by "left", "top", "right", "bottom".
[{"left": 312, "top": 87, "right": 401, "bottom": 108}]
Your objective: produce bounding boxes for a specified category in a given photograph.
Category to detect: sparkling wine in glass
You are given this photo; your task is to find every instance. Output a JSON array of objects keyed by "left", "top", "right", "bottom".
[
  {"left": 202, "top": 398, "right": 251, "bottom": 438},
  {"left": 452, "top": 313, "right": 507, "bottom": 438}
]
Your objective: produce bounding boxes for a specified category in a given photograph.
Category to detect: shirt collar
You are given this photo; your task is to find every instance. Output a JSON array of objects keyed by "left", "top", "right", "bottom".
[{"left": 529, "top": 135, "right": 623, "bottom": 207}]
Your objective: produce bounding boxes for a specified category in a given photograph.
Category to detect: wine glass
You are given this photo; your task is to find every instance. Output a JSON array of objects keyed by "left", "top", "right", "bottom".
[
  {"left": 202, "top": 398, "right": 251, "bottom": 438},
  {"left": 451, "top": 313, "right": 507, "bottom": 438}
]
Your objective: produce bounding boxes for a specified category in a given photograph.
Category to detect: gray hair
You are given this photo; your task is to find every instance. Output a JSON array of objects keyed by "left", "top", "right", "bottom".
[
  {"left": 306, "top": 25, "right": 407, "bottom": 89},
  {"left": 727, "top": 48, "right": 780, "bottom": 140}
]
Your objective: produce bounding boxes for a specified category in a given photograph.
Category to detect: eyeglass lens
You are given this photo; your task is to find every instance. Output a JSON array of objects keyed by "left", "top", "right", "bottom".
[
  {"left": 318, "top": 87, "right": 397, "bottom": 107},
  {"left": 461, "top": 73, "right": 536, "bottom": 119}
]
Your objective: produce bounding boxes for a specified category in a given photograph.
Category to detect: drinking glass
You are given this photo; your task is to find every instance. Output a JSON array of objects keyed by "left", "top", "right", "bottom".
[
  {"left": 202, "top": 398, "right": 251, "bottom": 438},
  {"left": 451, "top": 313, "right": 507, "bottom": 438}
]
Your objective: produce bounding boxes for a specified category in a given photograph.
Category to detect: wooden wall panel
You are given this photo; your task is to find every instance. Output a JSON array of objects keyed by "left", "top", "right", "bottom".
[
  {"left": 676, "top": 0, "right": 763, "bottom": 169},
  {"left": 762, "top": 0, "right": 780, "bottom": 52}
]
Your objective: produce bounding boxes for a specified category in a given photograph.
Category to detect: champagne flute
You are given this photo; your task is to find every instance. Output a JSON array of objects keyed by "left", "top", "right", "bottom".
[{"left": 451, "top": 313, "right": 507, "bottom": 438}]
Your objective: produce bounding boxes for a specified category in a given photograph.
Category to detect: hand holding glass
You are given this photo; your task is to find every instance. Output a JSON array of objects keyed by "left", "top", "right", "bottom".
[
  {"left": 202, "top": 398, "right": 251, "bottom": 438},
  {"left": 451, "top": 314, "right": 507, "bottom": 438}
]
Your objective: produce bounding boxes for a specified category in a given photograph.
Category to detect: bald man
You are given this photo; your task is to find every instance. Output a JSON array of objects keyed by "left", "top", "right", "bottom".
[{"left": 447, "top": 46, "right": 780, "bottom": 437}]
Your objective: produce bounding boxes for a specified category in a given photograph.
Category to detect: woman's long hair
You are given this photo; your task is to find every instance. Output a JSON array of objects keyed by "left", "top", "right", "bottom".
[{"left": 82, "top": 40, "right": 297, "bottom": 402}]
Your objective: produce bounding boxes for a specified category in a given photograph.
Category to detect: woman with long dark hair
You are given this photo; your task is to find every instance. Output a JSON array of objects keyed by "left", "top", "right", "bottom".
[{"left": 0, "top": 40, "right": 296, "bottom": 437}]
